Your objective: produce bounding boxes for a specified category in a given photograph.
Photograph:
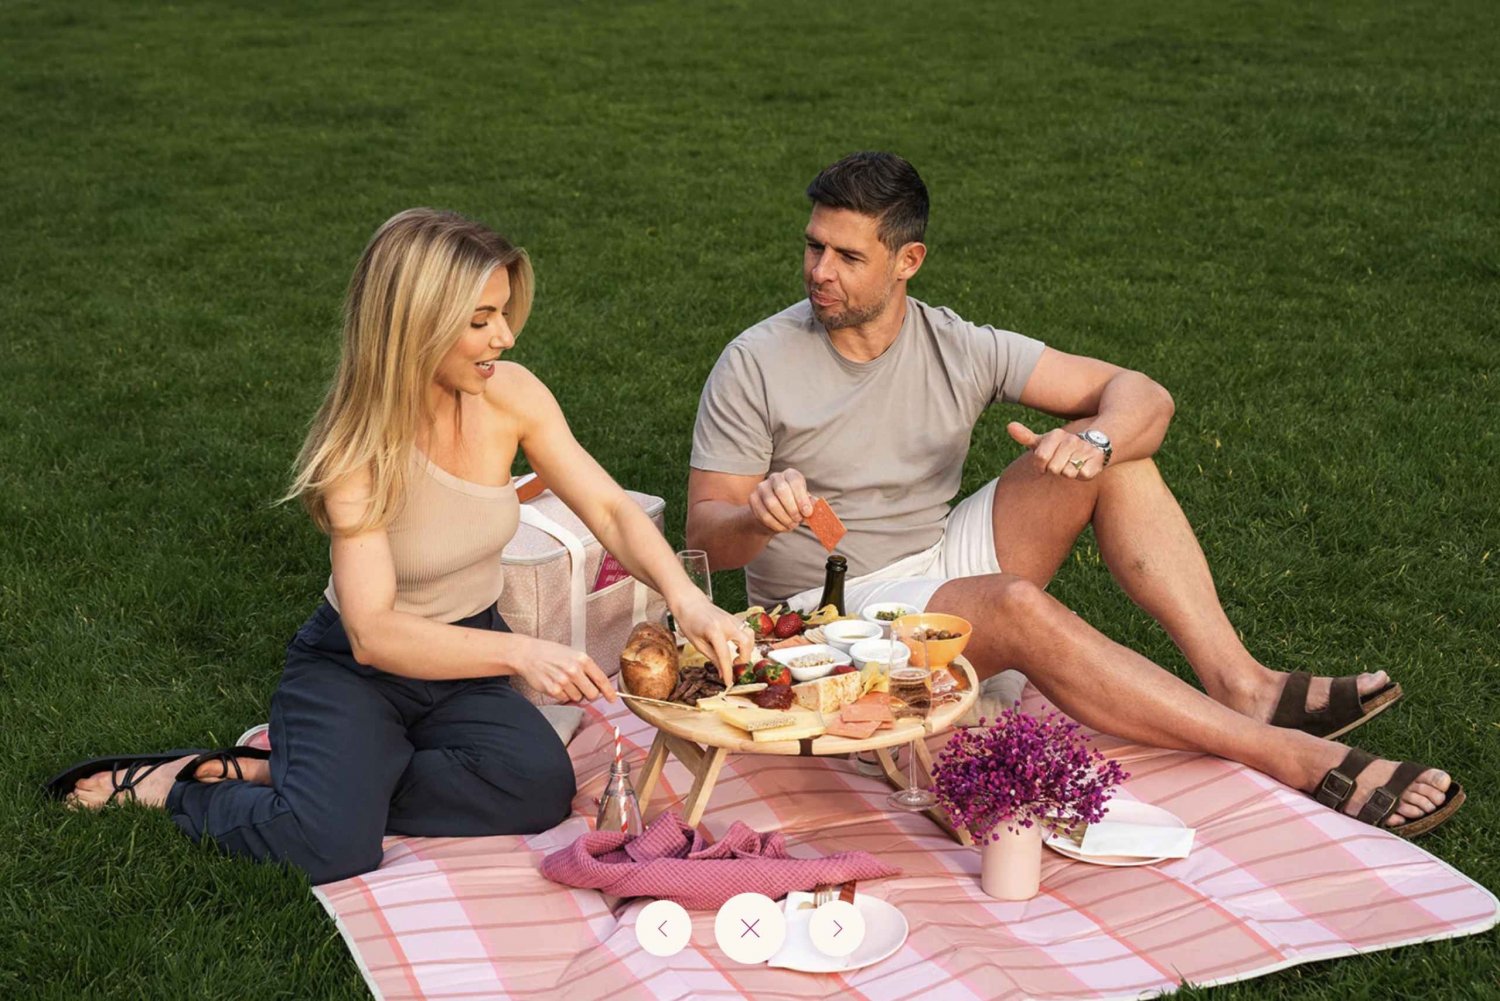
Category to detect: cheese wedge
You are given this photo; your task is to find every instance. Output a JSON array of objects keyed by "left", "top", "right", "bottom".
[
  {"left": 717, "top": 705, "right": 797, "bottom": 732},
  {"left": 790, "top": 670, "right": 863, "bottom": 713}
]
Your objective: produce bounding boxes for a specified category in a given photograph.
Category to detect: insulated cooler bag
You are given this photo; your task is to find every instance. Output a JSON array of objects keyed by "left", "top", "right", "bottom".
[{"left": 500, "top": 476, "right": 669, "bottom": 705}]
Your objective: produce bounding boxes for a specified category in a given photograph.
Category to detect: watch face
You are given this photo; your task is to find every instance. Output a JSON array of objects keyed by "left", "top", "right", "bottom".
[{"left": 1084, "top": 430, "right": 1110, "bottom": 447}]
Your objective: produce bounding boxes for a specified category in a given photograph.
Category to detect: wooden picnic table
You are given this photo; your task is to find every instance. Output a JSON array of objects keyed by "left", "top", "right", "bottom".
[{"left": 626, "top": 657, "right": 979, "bottom": 845}]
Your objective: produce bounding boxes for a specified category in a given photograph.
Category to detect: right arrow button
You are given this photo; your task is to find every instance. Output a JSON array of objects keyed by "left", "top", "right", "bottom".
[{"left": 809, "top": 900, "right": 865, "bottom": 958}]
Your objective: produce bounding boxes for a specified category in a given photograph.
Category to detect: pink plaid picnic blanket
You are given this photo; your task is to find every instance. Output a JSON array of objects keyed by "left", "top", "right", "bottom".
[
  {"left": 540, "top": 809, "right": 900, "bottom": 909},
  {"left": 314, "top": 687, "right": 1497, "bottom": 1000}
]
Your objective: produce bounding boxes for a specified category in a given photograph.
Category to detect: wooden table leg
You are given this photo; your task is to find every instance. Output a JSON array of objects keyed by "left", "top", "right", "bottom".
[
  {"left": 876, "top": 742, "right": 973, "bottom": 847},
  {"left": 681, "top": 746, "right": 728, "bottom": 828},
  {"left": 636, "top": 732, "right": 670, "bottom": 812},
  {"left": 639, "top": 733, "right": 724, "bottom": 827}
]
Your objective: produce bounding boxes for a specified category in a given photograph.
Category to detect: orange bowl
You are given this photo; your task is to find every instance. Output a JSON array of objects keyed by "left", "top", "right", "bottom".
[{"left": 892, "top": 612, "right": 972, "bottom": 669}]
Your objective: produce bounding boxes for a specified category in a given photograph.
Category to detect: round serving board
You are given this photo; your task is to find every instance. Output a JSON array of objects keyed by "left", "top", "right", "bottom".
[{"left": 621, "top": 657, "right": 978, "bottom": 756}]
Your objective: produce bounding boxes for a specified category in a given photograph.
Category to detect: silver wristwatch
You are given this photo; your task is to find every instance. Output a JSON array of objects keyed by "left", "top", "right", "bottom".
[{"left": 1078, "top": 428, "right": 1112, "bottom": 466}]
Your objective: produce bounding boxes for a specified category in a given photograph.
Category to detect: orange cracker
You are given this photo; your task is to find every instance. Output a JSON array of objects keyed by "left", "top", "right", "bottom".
[
  {"left": 806, "top": 497, "right": 847, "bottom": 552},
  {"left": 769, "top": 636, "right": 813, "bottom": 650}
]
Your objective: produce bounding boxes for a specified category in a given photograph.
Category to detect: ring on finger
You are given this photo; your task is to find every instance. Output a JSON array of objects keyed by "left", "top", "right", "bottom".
[{"left": 1070, "top": 458, "right": 1086, "bottom": 470}]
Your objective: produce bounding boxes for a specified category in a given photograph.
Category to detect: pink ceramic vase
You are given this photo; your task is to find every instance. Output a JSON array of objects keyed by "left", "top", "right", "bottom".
[{"left": 979, "top": 820, "right": 1043, "bottom": 900}]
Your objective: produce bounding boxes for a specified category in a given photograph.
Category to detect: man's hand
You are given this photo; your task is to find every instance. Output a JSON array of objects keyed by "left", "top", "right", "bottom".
[
  {"left": 1007, "top": 422, "right": 1105, "bottom": 481},
  {"left": 747, "top": 468, "right": 815, "bottom": 533}
]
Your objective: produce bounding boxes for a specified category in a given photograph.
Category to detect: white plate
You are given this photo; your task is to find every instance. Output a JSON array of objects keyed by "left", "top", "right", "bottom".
[
  {"left": 767, "top": 643, "right": 852, "bottom": 681},
  {"left": 860, "top": 602, "right": 919, "bottom": 636},
  {"left": 1044, "top": 800, "right": 1187, "bottom": 867},
  {"left": 768, "top": 893, "right": 909, "bottom": 973}
]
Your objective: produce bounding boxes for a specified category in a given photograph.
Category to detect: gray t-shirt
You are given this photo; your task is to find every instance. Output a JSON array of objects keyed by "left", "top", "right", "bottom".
[{"left": 692, "top": 297, "right": 1045, "bottom": 605}]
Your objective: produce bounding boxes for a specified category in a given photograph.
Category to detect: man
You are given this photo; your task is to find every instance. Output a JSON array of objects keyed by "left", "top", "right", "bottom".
[{"left": 685, "top": 151, "right": 1461, "bottom": 835}]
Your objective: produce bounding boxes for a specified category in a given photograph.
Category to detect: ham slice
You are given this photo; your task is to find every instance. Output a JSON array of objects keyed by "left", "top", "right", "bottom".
[
  {"left": 825, "top": 718, "right": 881, "bottom": 740},
  {"left": 839, "top": 701, "right": 894, "bottom": 724}
]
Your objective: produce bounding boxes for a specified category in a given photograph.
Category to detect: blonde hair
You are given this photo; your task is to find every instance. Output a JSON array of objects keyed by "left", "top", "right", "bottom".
[{"left": 285, "top": 208, "right": 533, "bottom": 534}]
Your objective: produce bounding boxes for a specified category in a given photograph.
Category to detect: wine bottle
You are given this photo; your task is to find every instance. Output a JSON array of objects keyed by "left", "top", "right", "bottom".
[{"left": 817, "top": 555, "right": 848, "bottom": 616}]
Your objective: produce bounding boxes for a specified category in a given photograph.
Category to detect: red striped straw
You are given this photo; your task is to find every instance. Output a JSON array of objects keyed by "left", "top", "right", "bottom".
[{"left": 613, "top": 725, "right": 622, "bottom": 768}]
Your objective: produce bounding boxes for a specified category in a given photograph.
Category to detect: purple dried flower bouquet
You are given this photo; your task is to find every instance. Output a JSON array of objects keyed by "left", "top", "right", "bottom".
[{"left": 932, "top": 708, "right": 1129, "bottom": 843}]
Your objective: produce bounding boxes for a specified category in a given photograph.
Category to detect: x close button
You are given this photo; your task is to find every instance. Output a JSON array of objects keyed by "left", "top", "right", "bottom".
[
  {"left": 713, "top": 893, "right": 785, "bottom": 964},
  {"left": 636, "top": 900, "right": 691, "bottom": 957}
]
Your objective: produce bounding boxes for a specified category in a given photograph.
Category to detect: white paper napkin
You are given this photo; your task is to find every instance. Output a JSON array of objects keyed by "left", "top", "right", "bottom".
[{"left": 1079, "top": 821, "right": 1195, "bottom": 859}]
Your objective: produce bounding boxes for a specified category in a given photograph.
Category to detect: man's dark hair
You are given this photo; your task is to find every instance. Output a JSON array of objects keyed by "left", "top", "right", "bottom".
[{"left": 806, "top": 151, "right": 929, "bottom": 251}]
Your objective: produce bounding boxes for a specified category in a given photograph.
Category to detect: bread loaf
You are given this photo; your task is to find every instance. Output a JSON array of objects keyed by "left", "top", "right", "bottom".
[{"left": 619, "top": 621, "right": 679, "bottom": 701}]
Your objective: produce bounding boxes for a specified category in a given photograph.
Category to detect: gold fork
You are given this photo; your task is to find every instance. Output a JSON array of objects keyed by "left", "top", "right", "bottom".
[
  {"left": 796, "top": 884, "right": 837, "bottom": 910},
  {"left": 1054, "top": 820, "right": 1088, "bottom": 846}
]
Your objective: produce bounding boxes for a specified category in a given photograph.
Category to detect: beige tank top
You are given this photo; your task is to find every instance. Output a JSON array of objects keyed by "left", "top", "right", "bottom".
[{"left": 324, "top": 452, "right": 521, "bottom": 622}]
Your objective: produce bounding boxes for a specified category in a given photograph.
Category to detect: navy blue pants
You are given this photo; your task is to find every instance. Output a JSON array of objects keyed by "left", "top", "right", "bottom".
[{"left": 167, "top": 602, "right": 576, "bottom": 884}]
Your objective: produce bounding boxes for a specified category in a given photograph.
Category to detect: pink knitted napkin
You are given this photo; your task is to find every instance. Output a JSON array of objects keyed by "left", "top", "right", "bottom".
[{"left": 540, "top": 811, "right": 900, "bottom": 910}]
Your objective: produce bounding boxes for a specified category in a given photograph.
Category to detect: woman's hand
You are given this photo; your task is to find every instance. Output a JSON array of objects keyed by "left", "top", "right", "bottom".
[
  {"left": 671, "top": 592, "right": 757, "bottom": 685},
  {"left": 510, "top": 636, "right": 618, "bottom": 703}
]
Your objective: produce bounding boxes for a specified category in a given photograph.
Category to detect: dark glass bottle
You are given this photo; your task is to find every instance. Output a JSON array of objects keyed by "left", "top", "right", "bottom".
[{"left": 817, "top": 555, "right": 848, "bottom": 615}]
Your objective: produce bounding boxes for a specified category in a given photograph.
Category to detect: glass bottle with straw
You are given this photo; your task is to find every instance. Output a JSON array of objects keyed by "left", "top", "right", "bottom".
[{"left": 597, "top": 725, "right": 643, "bottom": 836}]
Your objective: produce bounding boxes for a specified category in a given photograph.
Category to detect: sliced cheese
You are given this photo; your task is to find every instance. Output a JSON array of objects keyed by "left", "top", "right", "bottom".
[
  {"left": 717, "top": 705, "right": 797, "bottom": 732},
  {"left": 750, "top": 716, "right": 828, "bottom": 742},
  {"left": 790, "top": 671, "right": 863, "bottom": 713}
]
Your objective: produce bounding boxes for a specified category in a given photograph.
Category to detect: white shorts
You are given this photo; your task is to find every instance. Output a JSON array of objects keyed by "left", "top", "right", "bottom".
[{"left": 787, "top": 478, "right": 1001, "bottom": 614}]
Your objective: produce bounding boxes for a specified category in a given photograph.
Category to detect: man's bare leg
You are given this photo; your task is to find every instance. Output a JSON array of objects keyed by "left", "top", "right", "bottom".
[
  {"left": 985, "top": 452, "right": 1387, "bottom": 721},
  {"left": 928, "top": 575, "right": 1449, "bottom": 828}
]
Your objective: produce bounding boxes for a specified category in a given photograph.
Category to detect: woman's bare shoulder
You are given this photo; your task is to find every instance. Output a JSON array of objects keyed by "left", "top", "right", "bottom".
[
  {"left": 324, "top": 465, "right": 378, "bottom": 537},
  {"left": 484, "top": 361, "right": 558, "bottom": 418}
]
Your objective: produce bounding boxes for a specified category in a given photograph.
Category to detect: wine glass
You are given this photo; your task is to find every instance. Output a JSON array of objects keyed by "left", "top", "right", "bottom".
[
  {"left": 676, "top": 549, "right": 712, "bottom": 603},
  {"left": 887, "top": 623, "right": 936, "bottom": 810},
  {"left": 669, "top": 549, "right": 713, "bottom": 640}
]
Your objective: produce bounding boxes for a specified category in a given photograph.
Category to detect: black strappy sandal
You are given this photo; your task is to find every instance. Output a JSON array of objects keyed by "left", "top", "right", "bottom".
[
  {"left": 177, "top": 746, "right": 272, "bottom": 783},
  {"left": 1312, "top": 747, "right": 1466, "bottom": 839},
  {"left": 44, "top": 749, "right": 208, "bottom": 804}
]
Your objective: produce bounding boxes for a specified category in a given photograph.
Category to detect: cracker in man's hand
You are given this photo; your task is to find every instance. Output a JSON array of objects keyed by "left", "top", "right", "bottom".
[{"left": 807, "top": 497, "right": 847, "bottom": 551}]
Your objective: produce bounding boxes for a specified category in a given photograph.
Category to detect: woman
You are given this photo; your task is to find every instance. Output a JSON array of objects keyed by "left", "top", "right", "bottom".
[{"left": 52, "top": 208, "right": 756, "bottom": 883}]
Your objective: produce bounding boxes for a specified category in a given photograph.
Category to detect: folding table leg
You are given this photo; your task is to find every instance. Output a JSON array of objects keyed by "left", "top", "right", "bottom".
[
  {"left": 681, "top": 746, "right": 728, "bottom": 828},
  {"left": 636, "top": 731, "right": 670, "bottom": 814}
]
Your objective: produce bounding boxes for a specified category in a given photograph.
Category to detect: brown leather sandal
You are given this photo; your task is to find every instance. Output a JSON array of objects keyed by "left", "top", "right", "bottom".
[
  {"left": 1270, "top": 671, "right": 1402, "bottom": 740},
  {"left": 1312, "top": 747, "right": 1465, "bottom": 839}
]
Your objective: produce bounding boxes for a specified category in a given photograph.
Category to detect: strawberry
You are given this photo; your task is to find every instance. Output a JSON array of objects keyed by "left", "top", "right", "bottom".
[
  {"left": 748, "top": 611, "right": 776, "bottom": 637},
  {"left": 771, "top": 611, "right": 805, "bottom": 639},
  {"left": 752, "top": 658, "right": 778, "bottom": 683},
  {"left": 762, "top": 663, "right": 791, "bottom": 686}
]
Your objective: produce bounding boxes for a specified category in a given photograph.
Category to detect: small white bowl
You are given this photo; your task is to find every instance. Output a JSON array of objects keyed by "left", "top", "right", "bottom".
[
  {"left": 767, "top": 643, "right": 852, "bottom": 682},
  {"left": 861, "top": 602, "right": 920, "bottom": 637},
  {"left": 849, "top": 637, "right": 913, "bottom": 672},
  {"left": 821, "top": 619, "right": 884, "bottom": 653}
]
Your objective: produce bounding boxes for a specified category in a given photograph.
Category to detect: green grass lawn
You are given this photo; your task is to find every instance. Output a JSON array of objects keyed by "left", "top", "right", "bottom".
[{"left": 2, "top": 0, "right": 1496, "bottom": 997}]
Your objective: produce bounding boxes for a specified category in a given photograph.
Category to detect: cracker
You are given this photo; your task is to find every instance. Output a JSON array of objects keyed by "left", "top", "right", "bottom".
[{"left": 806, "top": 497, "right": 847, "bottom": 552}]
